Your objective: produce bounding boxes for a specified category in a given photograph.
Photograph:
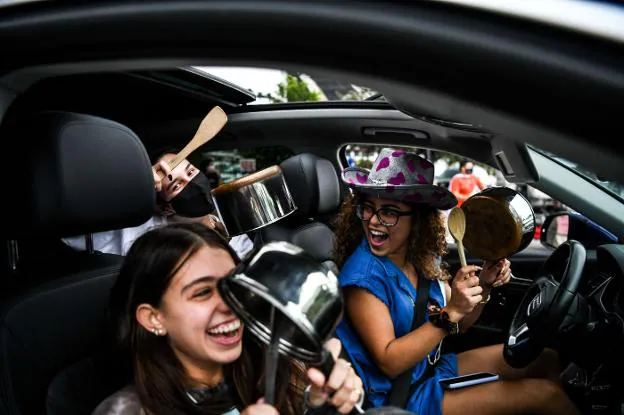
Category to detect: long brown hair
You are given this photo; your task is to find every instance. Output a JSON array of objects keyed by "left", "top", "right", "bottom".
[
  {"left": 332, "top": 192, "right": 451, "bottom": 280},
  {"left": 109, "top": 222, "right": 306, "bottom": 414}
]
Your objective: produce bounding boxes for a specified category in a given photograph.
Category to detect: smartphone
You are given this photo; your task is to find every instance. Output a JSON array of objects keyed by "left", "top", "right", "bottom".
[{"left": 439, "top": 372, "right": 500, "bottom": 389}]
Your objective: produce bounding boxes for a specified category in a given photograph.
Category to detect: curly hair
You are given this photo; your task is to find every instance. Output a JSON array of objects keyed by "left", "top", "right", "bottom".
[{"left": 332, "top": 192, "right": 451, "bottom": 281}]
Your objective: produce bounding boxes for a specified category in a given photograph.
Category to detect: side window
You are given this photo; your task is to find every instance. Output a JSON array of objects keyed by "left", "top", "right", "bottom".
[
  {"left": 340, "top": 144, "right": 565, "bottom": 251},
  {"left": 193, "top": 146, "right": 295, "bottom": 187}
]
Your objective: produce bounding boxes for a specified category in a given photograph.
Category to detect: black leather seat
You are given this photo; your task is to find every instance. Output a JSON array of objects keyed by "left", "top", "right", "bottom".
[
  {"left": 255, "top": 153, "right": 342, "bottom": 262},
  {"left": 0, "top": 111, "right": 155, "bottom": 415}
]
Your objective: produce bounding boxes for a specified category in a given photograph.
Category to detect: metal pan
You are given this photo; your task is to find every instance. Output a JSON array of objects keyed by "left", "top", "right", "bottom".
[
  {"left": 211, "top": 165, "right": 297, "bottom": 237},
  {"left": 461, "top": 187, "right": 535, "bottom": 261},
  {"left": 216, "top": 242, "right": 365, "bottom": 411}
]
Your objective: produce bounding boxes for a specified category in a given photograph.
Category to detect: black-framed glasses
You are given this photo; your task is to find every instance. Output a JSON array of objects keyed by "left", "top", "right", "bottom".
[{"left": 355, "top": 204, "right": 414, "bottom": 227}]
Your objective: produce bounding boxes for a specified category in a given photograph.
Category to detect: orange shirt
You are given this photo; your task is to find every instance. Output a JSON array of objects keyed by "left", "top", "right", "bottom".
[{"left": 449, "top": 173, "right": 484, "bottom": 206}]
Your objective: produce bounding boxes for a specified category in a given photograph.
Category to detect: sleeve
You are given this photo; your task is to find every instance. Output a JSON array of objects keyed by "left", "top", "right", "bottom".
[
  {"left": 229, "top": 234, "right": 254, "bottom": 259},
  {"left": 92, "top": 386, "right": 142, "bottom": 415},
  {"left": 339, "top": 259, "right": 392, "bottom": 308}
]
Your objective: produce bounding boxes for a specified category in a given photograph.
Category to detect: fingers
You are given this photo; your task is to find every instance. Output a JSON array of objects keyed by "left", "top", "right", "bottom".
[
  {"left": 306, "top": 367, "right": 329, "bottom": 407},
  {"left": 466, "top": 285, "right": 483, "bottom": 297},
  {"left": 493, "top": 268, "right": 512, "bottom": 287},
  {"left": 308, "top": 358, "right": 361, "bottom": 412},
  {"left": 329, "top": 366, "right": 355, "bottom": 409},
  {"left": 453, "top": 274, "right": 479, "bottom": 291},
  {"left": 152, "top": 168, "right": 163, "bottom": 192},
  {"left": 454, "top": 265, "right": 481, "bottom": 282},
  {"left": 330, "top": 367, "right": 363, "bottom": 414},
  {"left": 325, "top": 358, "right": 352, "bottom": 392},
  {"left": 152, "top": 160, "right": 173, "bottom": 192},
  {"left": 240, "top": 402, "right": 279, "bottom": 415},
  {"left": 324, "top": 337, "right": 342, "bottom": 360},
  {"left": 493, "top": 259, "right": 512, "bottom": 287},
  {"left": 306, "top": 367, "right": 326, "bottom": 389}
]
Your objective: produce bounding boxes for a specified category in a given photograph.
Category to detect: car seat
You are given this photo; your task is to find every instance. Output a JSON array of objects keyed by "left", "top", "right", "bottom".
[
  {"left": 0, "top": 111, "right": 155, "bottom": 415},
  {"left": 254, "top": 153, "right": 342, "bottom": 263}
]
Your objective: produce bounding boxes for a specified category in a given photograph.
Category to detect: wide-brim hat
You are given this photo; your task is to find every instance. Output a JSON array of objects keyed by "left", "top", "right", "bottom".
[{"left": 342, "top": 148, "right": 457, "bottom": 210}]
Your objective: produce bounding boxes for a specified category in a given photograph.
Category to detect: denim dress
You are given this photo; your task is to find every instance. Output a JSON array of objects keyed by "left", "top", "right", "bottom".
[{"left": 336, "top": 239, "right": 459, "bottom": 415}]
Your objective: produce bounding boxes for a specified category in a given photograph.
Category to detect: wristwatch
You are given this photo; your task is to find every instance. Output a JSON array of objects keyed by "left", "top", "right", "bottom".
[{"left": 429, "top": 308, "right": 460, "bottom": 335}]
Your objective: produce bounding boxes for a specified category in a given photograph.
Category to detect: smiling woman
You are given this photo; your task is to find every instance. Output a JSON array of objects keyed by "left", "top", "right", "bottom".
[{"left": 98, "top": 221, "right": 364, "bottom": 415}]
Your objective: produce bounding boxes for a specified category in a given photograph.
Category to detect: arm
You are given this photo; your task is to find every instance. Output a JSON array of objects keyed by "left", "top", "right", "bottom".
[
  {"left": 475, "top": 176, "right": 485, "bottom": 190},
  {"left": 344, "top": 287, "right": 449, "bottom": 379}
]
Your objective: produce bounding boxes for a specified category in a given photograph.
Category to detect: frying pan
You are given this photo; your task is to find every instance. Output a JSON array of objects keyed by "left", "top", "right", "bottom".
[{"left": 460, "top": 187, "right": 536, "bottom": 261}]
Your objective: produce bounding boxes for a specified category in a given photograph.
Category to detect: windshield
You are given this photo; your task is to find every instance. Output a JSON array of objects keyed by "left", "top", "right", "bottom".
[{"left": 534, "top": 146, "right": 624, "bottom": 202}]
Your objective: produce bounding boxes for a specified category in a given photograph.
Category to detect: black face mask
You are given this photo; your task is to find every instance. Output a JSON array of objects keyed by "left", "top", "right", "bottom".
[
  {"left": 465, "top": 168, "right": 473, "bottom": 174},
  {"left": 169, "top": 172, "right": 215, "bottom": 218}
]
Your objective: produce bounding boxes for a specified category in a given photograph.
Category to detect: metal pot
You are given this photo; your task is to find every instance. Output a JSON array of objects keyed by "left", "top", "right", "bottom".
[
  {"left": 217, "top": 240, "right": 343, "bottom": 363},
  {"left": 461, "top": 186, "right": 535, "bottom": 261},
  {"left": 211, "top": 165, "right": 297, "bottom": 237}
]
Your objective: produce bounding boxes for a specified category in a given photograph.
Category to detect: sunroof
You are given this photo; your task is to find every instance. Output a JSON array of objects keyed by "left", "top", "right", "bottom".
[{"left": 193, "top": 66, "right": 381, "bottom": 104}]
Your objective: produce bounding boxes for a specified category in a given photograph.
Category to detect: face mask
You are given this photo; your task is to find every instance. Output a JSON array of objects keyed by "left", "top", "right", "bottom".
[
  {"left": 465, "top": 168, "right": 473, "bottom": 174},
  {"left": 169, "top": 172, "right": 215, "bottom": 218}
]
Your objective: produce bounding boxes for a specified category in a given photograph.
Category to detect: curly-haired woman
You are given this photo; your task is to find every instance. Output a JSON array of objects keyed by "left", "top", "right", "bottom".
[{"left": 333, "top": 148, "right": 579, "bottom": 415}]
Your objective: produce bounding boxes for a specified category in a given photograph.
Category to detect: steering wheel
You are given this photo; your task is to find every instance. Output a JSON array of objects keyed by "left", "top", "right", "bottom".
[{"left": 503, "top": 240, "right": 586, "bottom": 368}]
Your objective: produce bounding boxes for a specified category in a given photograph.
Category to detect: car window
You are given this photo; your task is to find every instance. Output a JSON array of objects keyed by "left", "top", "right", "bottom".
[
  {"left": 340, "top": 143, "right": 566, "bottom": 253},
  {"left": 196, "top": 146, "right": 295, "bottom": 186},
  {"left": 532, "top": 146, "right": 624, "bottom": 203}
]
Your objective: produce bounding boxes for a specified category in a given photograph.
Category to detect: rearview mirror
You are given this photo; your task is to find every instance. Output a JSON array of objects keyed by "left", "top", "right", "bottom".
[{"left": 540, "top": 212, "right": 618, "bottom": 250}]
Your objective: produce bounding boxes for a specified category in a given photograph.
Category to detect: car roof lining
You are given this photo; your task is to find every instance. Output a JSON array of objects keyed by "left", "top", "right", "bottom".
[
  {"left": 0, "top": 0, "right": 622, "bottom": 185},
  {"left": 0, "top": 62, "right": 540, "bottom": 185}
]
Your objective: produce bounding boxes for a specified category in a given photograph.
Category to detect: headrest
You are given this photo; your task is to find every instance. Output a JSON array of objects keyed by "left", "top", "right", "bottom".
[
  {"left": 280, "top": 153, "right": 341, "bottom": 218},
  {"left": 4, "top": 111, "right": 155, "bottom": 238}
]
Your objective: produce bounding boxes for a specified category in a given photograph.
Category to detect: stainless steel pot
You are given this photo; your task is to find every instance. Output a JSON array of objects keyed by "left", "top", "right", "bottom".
[
  {"left": 211, "top": 166, "right": 297, "bottom": 237},
  {"left": 461, "top": 186, "right": 535, "bottom": 261},
  {"left": 217, "top": 241, "right": 364, "bottom": 413},
  {"left": 217, "top": 240, "right": 344, "bottom": 364}
]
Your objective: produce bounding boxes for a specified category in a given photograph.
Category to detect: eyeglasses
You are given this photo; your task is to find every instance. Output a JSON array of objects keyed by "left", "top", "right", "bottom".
[{"left": 355, "top": 204, "right": 414, "bottom": 227}]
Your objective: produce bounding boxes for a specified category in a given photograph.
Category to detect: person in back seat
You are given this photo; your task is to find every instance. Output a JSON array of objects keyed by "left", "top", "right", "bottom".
[
  {"left": 332, "top": 148, "right": 579, "bottom": 415},
  {"left": 63, "top": 149, "right": 253, "bottom": 259},
  {"left": 93, "top": 222, "right": 363, "bottom": 415}
]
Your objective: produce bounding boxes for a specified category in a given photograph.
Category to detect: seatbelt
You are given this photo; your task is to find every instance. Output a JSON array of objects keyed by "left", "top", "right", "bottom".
[{"left": 387, "top": 273, "right": 431, "bottom": 408}]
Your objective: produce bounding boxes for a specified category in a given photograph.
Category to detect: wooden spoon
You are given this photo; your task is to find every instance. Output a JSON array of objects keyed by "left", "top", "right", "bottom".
[
  {"left": 448, "top": 207, "right": 468, "bottom": 268},
  {"left": 156, "top": 106, "right": 228, "bottom": 178}
]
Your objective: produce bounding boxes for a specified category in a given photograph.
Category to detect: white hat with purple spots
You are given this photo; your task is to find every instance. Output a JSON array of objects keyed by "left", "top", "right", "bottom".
[{"left": 341, "top": 148, "right": 457, "bottom": 209}]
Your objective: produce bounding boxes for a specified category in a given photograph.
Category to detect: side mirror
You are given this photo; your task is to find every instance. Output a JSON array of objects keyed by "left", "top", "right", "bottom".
[{"left": 540, "top": 212, "right": 618, "bottom": 250}]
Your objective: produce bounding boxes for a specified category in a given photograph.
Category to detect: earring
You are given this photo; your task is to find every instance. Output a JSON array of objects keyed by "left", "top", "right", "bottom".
[{"left": 151, "top": 328, "right": 167, "bottom": 336}]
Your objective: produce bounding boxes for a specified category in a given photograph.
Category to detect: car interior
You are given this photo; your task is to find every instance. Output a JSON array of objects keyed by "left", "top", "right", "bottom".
[{"left": 0, "top": 1, "right": 623, "bottom": 414}]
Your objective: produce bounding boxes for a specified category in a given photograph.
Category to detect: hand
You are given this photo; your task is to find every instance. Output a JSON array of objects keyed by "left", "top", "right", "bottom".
[
  {"left": 241, "top": 398, "right": 279, "bottom": 415},
  {"left": 446, "top": 265, "right": 483, "bottom": 320},
  {"left": 152, "top": 160, "right": 172, "bottom": 192},
  {"left": 480, "top": 259, "right": 512, "bottom": 288},
  {"left": 306, "top": 338, "right": 364, "bottom": 414}
]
